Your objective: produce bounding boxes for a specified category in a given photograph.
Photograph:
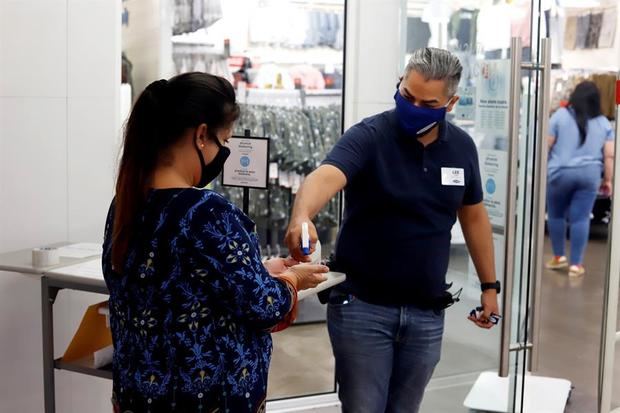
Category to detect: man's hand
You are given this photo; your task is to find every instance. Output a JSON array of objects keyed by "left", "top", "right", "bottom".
[
  {"left": 263, "top": 257, "right": 299, "bottom": 276},
  {"left": 468, "top": 290, "right": 500, "bottom": 329},
  {"left": 284, "top": 166, "right": 347, "bottom": 262},
  {"left": 284, "top": 218, "right": 318, "bottom": 262}
]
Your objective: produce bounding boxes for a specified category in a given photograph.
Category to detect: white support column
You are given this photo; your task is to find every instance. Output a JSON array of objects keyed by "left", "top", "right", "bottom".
[
  {"left": 0, "top": 0, "right": 121, "bottom": 411},
  {"left": 343, "top": 0, "right": 407, "bottom": 129}
]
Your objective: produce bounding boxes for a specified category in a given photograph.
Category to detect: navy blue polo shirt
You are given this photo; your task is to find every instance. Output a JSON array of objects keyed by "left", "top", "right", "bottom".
[{"left": 323, "top": 110, "right": 483, "bottom": 306}]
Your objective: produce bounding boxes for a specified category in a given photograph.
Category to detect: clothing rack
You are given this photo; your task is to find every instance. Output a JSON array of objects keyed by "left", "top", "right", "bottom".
[
  {"left": 243, "top": 88, "right": 342, "bottom": 108},
  {"left": 171, "top": 41, "right": 232, "bottom": 81},
  {"left": 172, "top": 0, "right": 223, "bottom": 35},
  {"left": 289, "top": 0, "right": 345, "bottom": 13},
  {"left": 245, "top": 89, "right": 303, "bottom": 107},
  {"left": 171, "top": 43, "right": 221, "bottom": 56},
  {"left": 302, "top": 89, "right": 342, "bottom": 107},
  {"left": 211, "top": 102, "right": 342, "bottom": 256},
  {"left": 550, "top": 68, "right": 618, "bottom": 119}
]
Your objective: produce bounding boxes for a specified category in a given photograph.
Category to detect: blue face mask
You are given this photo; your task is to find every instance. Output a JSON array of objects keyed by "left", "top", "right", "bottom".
[{"left": 394, "top": 90, "right": 448, "bottom": 138}]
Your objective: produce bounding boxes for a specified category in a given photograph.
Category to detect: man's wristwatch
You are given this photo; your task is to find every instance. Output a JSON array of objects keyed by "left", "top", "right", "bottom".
[{"left": 481, "top": 281, "right": 501, "bottom": 294}]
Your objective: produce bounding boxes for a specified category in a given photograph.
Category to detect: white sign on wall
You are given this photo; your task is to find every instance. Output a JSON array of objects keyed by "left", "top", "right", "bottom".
[
  {"left": 479, "top": 149, "right": 509, "bottom": 229},
  {"left": 455, "top": 86, "right": 476, "bottom": 122},
  {"left": 467, "top": 59, "right": 513, "bottom": 299},
  {"left": 472, "top": 150, "right": 509, "bottom": 299},
  {"left": 475, "top": 59, "right": 511, "bottom": 135},
  {"left": 222, "top": 135, "right": 270, "bottom": 189}
]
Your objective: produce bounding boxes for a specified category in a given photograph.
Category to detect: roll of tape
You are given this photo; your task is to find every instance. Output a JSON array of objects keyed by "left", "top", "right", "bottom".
[{"left": 32, "top": 247, "right": 60, "bottom": 268}]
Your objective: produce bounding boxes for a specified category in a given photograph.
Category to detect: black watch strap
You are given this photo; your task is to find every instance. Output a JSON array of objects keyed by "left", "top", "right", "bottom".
[{"left": 481, "top": 281, "right": 501, "bottom": 294}]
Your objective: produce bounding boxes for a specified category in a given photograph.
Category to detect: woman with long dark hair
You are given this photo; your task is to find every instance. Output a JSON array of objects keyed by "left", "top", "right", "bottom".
[
  {"left": 102, "top": 72, "right": 328, "bottom": 412},
  {"left": 546, "top": 81, "right": 615, "bottom": 277}
]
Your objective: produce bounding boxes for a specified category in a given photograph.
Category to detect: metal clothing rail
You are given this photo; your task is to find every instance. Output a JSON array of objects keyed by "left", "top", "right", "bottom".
[{"left": 244, "top": 88, "right": 342, "bottom": 108}]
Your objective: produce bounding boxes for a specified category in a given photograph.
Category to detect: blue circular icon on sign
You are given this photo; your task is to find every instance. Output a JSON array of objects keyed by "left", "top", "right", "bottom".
[
  {"left": 486, "top": 178, "right": 496, "bottom": 195},
  {"left": 240, "top": 156, "right": 250, "bottom": 168}
]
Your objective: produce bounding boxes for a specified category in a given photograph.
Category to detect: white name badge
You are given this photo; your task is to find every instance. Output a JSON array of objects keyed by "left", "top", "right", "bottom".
[{"left": 441, "top": 167, "right": 465, "bottom": 186}]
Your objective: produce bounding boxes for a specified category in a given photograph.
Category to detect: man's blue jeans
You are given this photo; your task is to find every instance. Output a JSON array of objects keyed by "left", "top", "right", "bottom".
[
  {"left": 327, "top": 295, "right": 444, "bottom": 413},
  {"left": 547, "top": 164, "right": 601, "bottom": 265}
]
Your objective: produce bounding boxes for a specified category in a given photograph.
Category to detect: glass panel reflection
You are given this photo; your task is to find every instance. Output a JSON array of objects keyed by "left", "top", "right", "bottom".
[{"left": 121, "top": 0, "right": 345, "bottom": 401}]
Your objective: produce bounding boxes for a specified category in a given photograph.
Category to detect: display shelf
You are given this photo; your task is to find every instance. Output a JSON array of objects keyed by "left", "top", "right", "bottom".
[{"left": 54, "top": 355, "right": 112, "bottom": 380}]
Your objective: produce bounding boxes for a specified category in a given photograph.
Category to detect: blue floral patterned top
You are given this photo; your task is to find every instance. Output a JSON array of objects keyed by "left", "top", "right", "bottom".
[{"left": 102, "top": 188, "right": 294, "bottom": 413}]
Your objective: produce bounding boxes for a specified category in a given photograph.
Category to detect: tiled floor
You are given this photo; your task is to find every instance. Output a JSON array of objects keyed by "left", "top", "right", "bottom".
[
  {"left": 269, "top": 324, "right": 335, "bottom": 400},
  {"left": 266, "top": 232, "right": 618, "bottom": 412},
  {"left": 537, "top": 233, "right": 612, "bottom": 413}
]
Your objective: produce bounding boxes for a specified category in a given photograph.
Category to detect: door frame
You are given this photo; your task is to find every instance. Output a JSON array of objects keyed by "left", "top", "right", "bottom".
[{"left": 598, "top": 74, "right": 620, "bottom": 413}]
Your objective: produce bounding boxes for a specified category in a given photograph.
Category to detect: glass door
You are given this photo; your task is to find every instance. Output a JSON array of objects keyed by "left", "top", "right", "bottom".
[
  {"left": 399, "top": 1, "right": 552, "bottom": 411},
  {"left": 121, "top": 0, "right": 347, "bottom": 405},
  {"left": 600, "top": 79, "right": 620, "bottom": 413}
]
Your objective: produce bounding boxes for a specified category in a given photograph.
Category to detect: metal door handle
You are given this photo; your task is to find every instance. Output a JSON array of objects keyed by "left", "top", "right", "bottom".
[
  {"left": 528, "top": 37, "right": 552, "bottom": 373},
  {"left": 499, "top": 37, "right": 523, "bottom": 377},
  {"left": 499, "top": 37, "right": 552, "bottom": 377}
]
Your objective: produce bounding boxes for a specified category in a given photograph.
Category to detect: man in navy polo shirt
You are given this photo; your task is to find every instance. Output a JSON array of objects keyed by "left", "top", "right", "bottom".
[{"left": 285, "top": 48, "right": 499, "bottom": 413}]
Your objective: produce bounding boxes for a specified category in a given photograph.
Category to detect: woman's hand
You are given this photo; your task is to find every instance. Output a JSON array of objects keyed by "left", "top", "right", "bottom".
[
  {"left": 601, "top": 180, "right": 613, "bottom": 197},
  {"left": 281, "top": 264, "right": 329, "bottom": 291},
  {"left": 263, "top": 257, "right": 299, "bottom": 275}
]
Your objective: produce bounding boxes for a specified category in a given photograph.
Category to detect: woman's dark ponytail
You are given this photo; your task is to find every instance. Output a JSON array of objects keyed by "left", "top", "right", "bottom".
[
  {"left": 111, "top": 73, "right": 239, "bottom": 271},
  {"left": 568, "top": 81, "right": 602, "bottom": 146}
]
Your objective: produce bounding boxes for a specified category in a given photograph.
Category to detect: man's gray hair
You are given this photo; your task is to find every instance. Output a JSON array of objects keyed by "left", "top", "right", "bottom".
[{"left": 404, "top": 48, "right": 463, "bottom": 96}]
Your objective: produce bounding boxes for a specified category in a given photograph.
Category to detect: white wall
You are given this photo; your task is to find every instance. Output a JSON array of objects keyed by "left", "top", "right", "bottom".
[
  {"left": 343, "top": 0, "right": 408, "bottom": 129},
  {"left": 0, "top": 0, "right": 121, "bottom": 411},
  {"left": 0, "top": 0, "right": 121, "bottom": 252}
]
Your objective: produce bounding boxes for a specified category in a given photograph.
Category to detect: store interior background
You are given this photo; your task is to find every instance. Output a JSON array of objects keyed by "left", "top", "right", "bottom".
[{"left": 0, "top": 0, "right": 620, "bottom": 412}]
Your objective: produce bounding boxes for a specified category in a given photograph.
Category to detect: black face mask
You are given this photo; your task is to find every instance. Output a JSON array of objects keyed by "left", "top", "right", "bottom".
[{"left": 195, "top": 138, "right": 231, "bottom": 188}]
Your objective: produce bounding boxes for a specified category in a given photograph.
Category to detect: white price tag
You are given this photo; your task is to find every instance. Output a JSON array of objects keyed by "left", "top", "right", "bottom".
[
  {"left": 269, "top": 162, "right": 279, "bottom": 180},
  {"left": 280, "top": 171, "right": 290, "bottom": 188}
]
